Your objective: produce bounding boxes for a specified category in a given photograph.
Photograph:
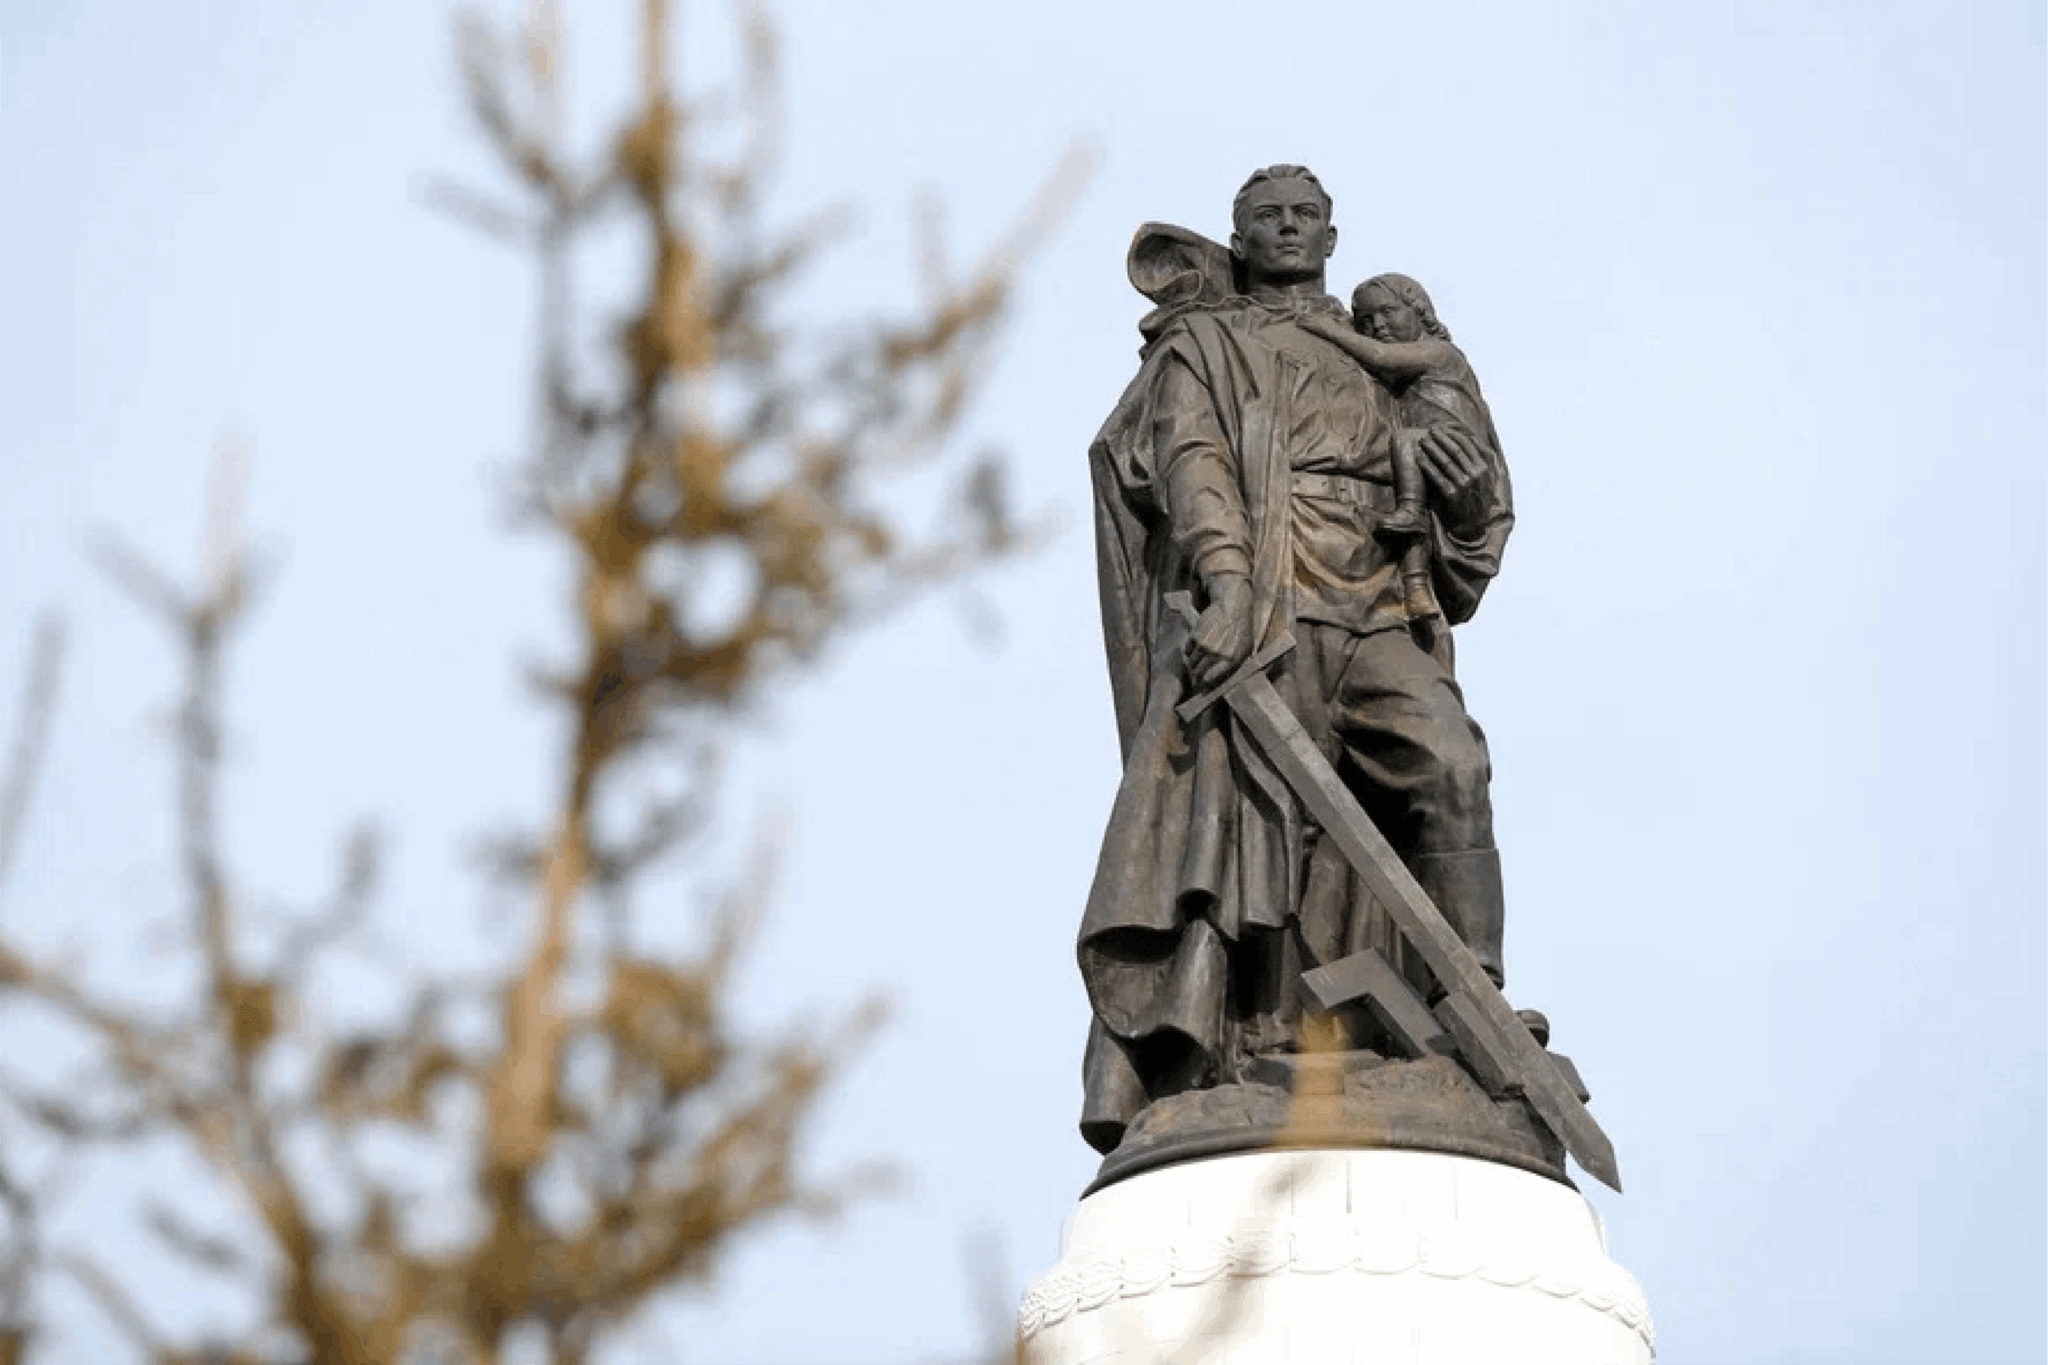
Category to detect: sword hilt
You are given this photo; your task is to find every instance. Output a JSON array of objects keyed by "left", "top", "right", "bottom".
[{"left": 1163, "top": 590, "right": 1297, "bottom": 723}]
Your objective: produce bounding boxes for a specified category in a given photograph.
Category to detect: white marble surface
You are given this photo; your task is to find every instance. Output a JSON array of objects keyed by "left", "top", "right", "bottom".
[{"left": 1019, "top": 1149, "right": 1653, "bottom": 1365}]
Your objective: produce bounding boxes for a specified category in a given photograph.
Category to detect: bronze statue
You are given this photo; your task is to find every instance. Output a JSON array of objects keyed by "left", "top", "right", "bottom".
[{"left": 1078, "top": 166, "right": 1618, "bottom": 1191}]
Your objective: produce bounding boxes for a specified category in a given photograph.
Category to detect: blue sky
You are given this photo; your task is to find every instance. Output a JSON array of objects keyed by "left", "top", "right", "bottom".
[{"left": 2, "top": 2, "right": 2043, "bottom": 1362}]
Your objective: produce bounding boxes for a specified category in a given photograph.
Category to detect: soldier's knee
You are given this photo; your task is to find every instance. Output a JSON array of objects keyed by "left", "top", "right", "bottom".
[
  {"left": 1443, "top": 743, "right": 1490, "bottom": 798},
  {"left": 1416, "top": 734, "right": 1493, "bottom": 833}
]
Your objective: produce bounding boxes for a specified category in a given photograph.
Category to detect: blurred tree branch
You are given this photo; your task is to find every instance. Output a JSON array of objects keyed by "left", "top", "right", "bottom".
[
  {"left": 0, "top": 1, "right": 1080, "bottom": 1360},
  {"left": 0, "top": 615, "right": 64, "bottom": 1365},
  {"left": 0, "top": 617, "right": 62, "bottom": 897}
]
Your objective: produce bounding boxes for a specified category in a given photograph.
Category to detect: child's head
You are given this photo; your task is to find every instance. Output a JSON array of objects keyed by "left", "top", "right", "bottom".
[{"left": 1352, "top": 273, "right": 1449, "bottom": 344}]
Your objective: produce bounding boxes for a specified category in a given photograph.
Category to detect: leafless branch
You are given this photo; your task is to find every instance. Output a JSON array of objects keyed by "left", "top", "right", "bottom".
[
  {"left": 57, "top": 1252, "right": 165, "bottom": 1356},
  {"left": 0, "top": 616, "right": 62, "bottom": 896},
  {"left": 5, "top": 0, "right": 1079, "bottom": 1357}
]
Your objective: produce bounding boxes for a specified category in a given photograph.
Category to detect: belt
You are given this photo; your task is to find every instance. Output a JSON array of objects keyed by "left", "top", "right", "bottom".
[{"left": 1292, "top": 471, "right": 1396, "bottom": 509}]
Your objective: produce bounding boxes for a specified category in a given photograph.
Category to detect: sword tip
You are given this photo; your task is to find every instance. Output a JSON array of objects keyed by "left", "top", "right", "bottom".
[{"left": 1582, "top": 1151, "right": 1623, "bottom": 1193}]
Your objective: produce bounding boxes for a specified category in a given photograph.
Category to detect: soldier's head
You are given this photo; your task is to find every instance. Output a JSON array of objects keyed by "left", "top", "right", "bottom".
[
  {"left": 1230, "top": 165, "right": 1337, "bottom": 289},
  {"left": 1354, "top": 273, "right": 1449, "bottom": 343}
]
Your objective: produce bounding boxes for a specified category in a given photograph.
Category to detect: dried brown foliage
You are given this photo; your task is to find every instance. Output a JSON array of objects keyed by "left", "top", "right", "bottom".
[{"left": 0, "top": 3, "right": 1076, "bottom": 1361}]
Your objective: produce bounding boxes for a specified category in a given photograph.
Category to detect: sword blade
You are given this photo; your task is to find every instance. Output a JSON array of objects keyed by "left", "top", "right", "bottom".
[{"left": 1224, "top": 671, "right": 1623, "bottom": 1192}]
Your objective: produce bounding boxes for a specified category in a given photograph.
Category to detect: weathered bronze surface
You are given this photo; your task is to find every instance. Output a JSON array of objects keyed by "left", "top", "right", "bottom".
[{"left": 1078, "top": 165, "right": 1618, "bottom": 1191}]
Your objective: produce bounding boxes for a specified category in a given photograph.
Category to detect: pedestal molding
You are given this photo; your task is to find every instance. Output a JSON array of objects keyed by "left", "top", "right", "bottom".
[{"left": 1019, "top": 1224, "right": 1654, "bottom": 1353}]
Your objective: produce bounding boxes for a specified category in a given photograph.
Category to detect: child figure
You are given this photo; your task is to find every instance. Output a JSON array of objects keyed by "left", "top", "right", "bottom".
[{"left": 1301, "top": 273, "right": 1503, "bottom": 547}]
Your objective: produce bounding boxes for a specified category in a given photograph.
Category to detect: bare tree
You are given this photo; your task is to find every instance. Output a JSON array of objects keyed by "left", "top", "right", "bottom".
[{"left": 0, "top": 3, "right": 1079, "bottom": 1361}]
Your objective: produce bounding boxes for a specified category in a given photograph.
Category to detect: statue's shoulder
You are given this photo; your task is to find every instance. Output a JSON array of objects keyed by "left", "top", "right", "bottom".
[
  {"left": 1151, "top": 298, "right": 1254, "bottom": 345},
  {"left": 1118, "top": 305, "right": 1252, "bottom": 407}
]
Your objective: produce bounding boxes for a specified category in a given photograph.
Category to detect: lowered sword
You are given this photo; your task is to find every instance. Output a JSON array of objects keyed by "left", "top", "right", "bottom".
[{"left": 1165, "top": 592, "right": 1622, "bottom": 1192}]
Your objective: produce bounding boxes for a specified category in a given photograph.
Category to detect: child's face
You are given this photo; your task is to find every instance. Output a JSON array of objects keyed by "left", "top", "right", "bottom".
[{"left": 1354, "top": 284, "right": 1423, "bottom": 343}]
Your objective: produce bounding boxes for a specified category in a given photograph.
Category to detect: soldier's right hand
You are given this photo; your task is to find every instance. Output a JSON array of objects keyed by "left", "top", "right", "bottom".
[{"left": 1185, "top": 576, "right": 1255, "bottom": 693}]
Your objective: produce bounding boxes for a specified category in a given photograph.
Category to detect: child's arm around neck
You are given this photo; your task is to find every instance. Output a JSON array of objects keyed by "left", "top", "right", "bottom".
[{"left": 1297, "top": 316, "right": 1453, "bottom": 384}]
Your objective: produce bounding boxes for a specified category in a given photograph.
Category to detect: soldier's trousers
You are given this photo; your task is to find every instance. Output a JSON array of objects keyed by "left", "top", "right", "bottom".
[{"left": 1292, "top": 620, "right": 1505, "bottom": 987}]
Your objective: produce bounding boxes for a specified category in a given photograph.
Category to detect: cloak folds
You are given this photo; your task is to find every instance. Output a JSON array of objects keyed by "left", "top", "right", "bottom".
[{"left": 1079, "top": 302, "right": 1307, "bottom": 1155}]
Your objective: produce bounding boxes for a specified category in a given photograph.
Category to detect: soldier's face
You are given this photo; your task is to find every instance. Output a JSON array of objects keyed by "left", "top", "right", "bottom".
[
  {"left": 1355, "top": 284, "right": 1423, "bottom": 343},
  {"left": 1231, "top": 179, "right": 1336, "bottom": 285}
]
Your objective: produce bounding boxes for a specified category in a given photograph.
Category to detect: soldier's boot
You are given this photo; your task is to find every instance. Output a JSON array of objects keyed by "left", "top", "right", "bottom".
[
  {"left": 1413, "top": 847, "right": 1505, "bottom": 991},
  {"left": 1397, "top": 542, "right": 1439, "bottom": 625},
  {"left": 1375, "top": 497, "right": 1430, "bottom": 545}
]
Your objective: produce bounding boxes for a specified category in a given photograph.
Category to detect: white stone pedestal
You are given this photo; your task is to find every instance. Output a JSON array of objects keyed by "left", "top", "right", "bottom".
[{"left": 1019, "top": 1150, "right": 1653, "bottom": 1365}]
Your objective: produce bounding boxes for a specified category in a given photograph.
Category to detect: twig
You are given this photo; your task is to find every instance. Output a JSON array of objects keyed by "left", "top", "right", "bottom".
[
  {"left": 0, "top": 616, "right": 64, "bottom": 895},
  {"left": 57, "top": 1252, "right": 164, "bottom": 1355}
]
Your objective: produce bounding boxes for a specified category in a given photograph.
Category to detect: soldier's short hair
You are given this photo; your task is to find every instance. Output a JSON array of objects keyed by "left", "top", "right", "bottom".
[{"left": 1232, "top": 165, "right": 1333, "bottom": 234}]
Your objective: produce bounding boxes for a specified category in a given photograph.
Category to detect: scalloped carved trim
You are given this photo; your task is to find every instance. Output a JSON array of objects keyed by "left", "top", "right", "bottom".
[{"left": 1018, "top": 1227, "right": 1656, "bottom": 1352}]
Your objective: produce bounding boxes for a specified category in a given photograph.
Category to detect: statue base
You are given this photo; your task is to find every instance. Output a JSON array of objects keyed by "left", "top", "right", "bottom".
[
  {"left": 1088, "top": 1052, "right": 1570, "bottom": 1195},
  {"left": 1020, "top": 1148, "right": 1654, "bottom": 1364}
]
